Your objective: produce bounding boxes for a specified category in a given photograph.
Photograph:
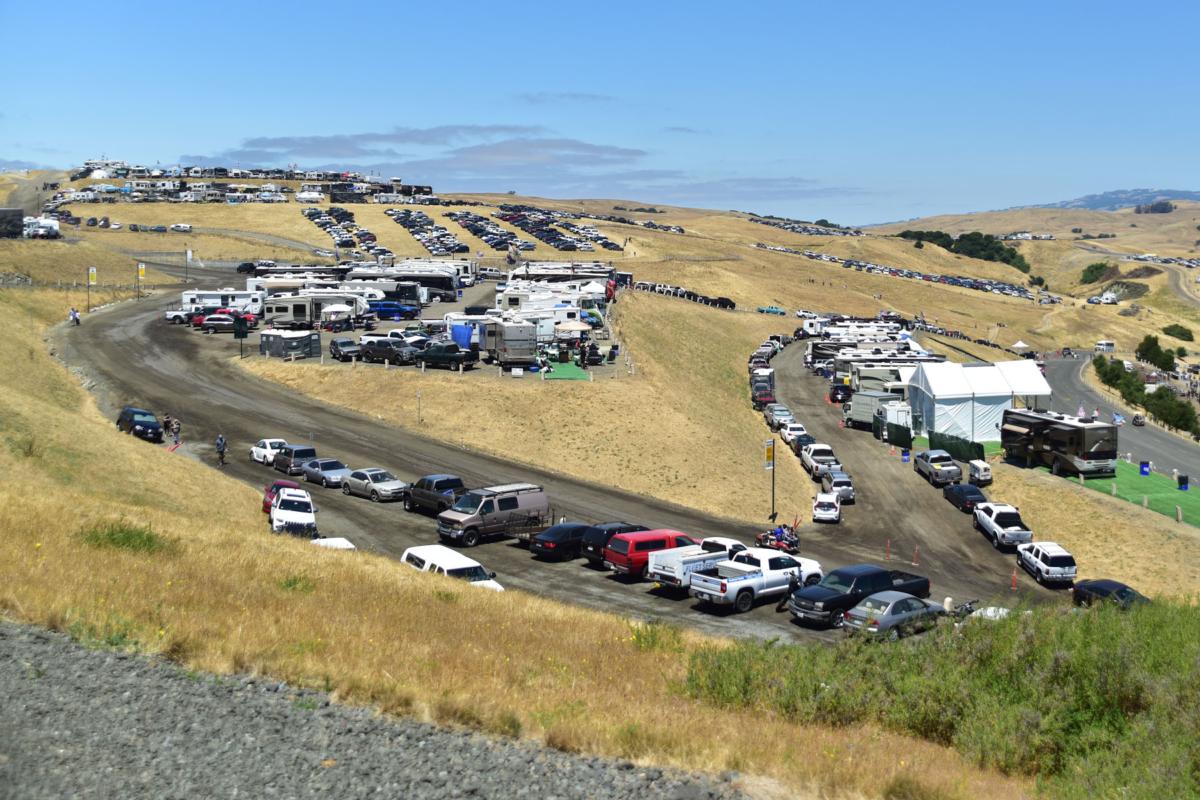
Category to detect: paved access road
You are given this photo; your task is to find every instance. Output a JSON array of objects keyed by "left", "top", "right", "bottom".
[
  {"left": 0, "top": 622, "right": 741, "bottom": 800},
  {"left": 1043, "top": 356, "right": 1200, "bottom": 476},
  {"left": 53, "top": 268, "right": 1042, "bottom": 645}
]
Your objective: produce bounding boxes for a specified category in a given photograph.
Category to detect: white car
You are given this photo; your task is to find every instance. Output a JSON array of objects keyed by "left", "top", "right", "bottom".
[
  {"left": 250, "top": 438, "right": 289, "bottom": 465},
  {"left": 109, "top": 222, "right": 122, "bottom": 230},
  {"left": 812, "top": 492, "right": 842, "bottom": 523},
  {"left": 169, "top": 223, "right": 192, "bottom": 232},
  {"left": 270, "top": 488, "right": 318, "bottom": 534},
  {"left": 780, "top": 422, "right": 808, "bottom": 444},
  {"left": 400, "top": 545, "right": 504, "bottom": 592},
  {"left": 1016, "top": 542, "right": 1077, "bottom": 586}
]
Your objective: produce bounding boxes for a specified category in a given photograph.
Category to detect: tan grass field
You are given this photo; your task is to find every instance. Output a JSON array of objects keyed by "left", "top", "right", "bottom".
[
  {"left": 243, "top": 291, "right": 815, "bottom": 525},
  {"left": 0, "top": 286, "right": 1029, "bottom": 800},
  {"left": 0, "top": 238, "right": 175, "bottom": 287}
]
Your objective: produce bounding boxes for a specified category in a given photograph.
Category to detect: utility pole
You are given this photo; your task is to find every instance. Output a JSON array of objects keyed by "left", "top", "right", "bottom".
[{"left": 765, "top": 438, "right": 777, "bottom": 521}]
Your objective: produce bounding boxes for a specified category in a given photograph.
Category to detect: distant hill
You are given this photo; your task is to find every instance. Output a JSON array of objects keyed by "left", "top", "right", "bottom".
[{"left": 1028, "top": 189, "right": 1200, "bottom": 212}]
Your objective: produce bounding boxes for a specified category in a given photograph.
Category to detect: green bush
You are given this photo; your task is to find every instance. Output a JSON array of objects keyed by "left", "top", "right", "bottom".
[
  {"left": 79, "top": 520, "right": 169, "bottom": 554},
  {"left": 686, "top": 602, "right": 1200, "bottom": 796},
  {"left": 1080, "top": 262, "right": 1112, "bottom": 284},
  {"left": 897, "top": 230, "right": 1031, "bottom": 272},
  {"left": 1163, "top": 324, "right": 1194, "bottom": 342},
  {"left": 1135, "top": 335, "right": 1176, "bottom": 372}
]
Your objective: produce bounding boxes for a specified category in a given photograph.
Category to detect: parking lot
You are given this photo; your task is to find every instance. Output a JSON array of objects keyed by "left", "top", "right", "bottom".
[{"left": 52, "top": 261, "right": 1050, "bottom": 645}]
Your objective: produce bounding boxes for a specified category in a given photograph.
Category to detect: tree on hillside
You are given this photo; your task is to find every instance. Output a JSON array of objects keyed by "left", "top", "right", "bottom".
[
  {"left": 1163, "top": 324, "right": 1194, "bottom": 342},
  {"left": 1081, "top": 262, "right": 1113, "bottom": 284},
  {"left": 1136, "top": 335, "right": 1176, "bottom": 372}
]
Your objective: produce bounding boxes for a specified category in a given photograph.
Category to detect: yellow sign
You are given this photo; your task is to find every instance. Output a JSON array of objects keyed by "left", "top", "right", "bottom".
[
  {"left": 87, "top": 267, "right": 97, "bottom": 286},
  {"left": 764, "top": 439, "right": 775, "bottom": 471},
  {"left": 137, "top": 263, "right": 146, "bottom": 280}
]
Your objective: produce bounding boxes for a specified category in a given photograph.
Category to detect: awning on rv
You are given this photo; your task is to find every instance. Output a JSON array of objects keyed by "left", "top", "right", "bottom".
[
  {"left": 554, "top": 320, "right": 592, "bottom": 332},
  {"left": 1001, "top": 423, "right": 1030, "bottom": 434}
]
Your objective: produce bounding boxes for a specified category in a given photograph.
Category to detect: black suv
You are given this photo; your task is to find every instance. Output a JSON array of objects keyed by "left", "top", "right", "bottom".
[
  {"left": 116, "top": 406, "right": 164, "bottom": 442},
  {"left": 329, "top": 337, "right": 361, "bottom": 362},
  {"left": 581, "top": 522, "right": 649, "bottom": 567},
  {"left": 828, "top": 384, "right": 854, "bottom": 404},
  {"left": 403, "top": 474, "right": 467, "bottom": 514},
  {"left": 236, "top": 262, "right": 256, "bottom": 274}
]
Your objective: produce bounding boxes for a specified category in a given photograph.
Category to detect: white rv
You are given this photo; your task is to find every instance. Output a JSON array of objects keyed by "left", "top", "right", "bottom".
[{"left": 180, "top": 288, "right": 265, "bottom": 314}]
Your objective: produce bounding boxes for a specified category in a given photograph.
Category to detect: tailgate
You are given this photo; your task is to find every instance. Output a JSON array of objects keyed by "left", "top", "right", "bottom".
[{"left": 689, "top": 573, "right": 725, "bottom": 595}]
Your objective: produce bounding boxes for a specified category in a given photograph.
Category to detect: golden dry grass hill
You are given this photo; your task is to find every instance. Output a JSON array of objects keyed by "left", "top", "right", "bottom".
[{"left": 0, "top": 286, "right": 1032, "bottom": 800}]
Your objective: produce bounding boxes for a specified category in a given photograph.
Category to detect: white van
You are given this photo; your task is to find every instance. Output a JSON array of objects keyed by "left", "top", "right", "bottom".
[
  {"left": 1094, "top": 340, "right": 1115, "bottom": 353},
  {"left": 400, "top": 545, "right": 504, "bottom": 592}
]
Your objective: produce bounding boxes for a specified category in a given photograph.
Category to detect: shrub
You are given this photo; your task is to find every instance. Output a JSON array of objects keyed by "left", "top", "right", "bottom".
[
  {"left": 79, "top": 520, "right": 169, "bottom": 554},
  {"left": 278, "top": 575, "right": 316, "bottom": 593},
  {"left": 1163, "top": 324, "right": 1194, "bottom": 342},
  {"left": 685, "top": 601, "right": 1200, "bottom": 795},
  {"left": 898, "top": 230, "right": 1030, "bottom": 272},
  {"left": 1135, "top": 335, "right": 1176, "bottom": 372},
  {"left": 1080, "top": 262, "right": 1113, "bottom": 284}
]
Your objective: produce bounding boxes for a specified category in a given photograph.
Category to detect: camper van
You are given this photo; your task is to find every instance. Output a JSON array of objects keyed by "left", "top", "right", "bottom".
[
  {"left": 1094, "top": 340, "right": 1116, "bottom": 353},
  {"left": 480, "top": 319, "right": 537, "bottom": 366},
  {"left": 180, "top": 289, "right": 265, "bottom": 315}
]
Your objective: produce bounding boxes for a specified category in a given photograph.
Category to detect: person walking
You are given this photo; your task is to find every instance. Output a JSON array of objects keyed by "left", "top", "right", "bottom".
[
  {"left": 214, "top": 433, "right": 227, "bottom": 467},
  {"left": 171, "top": 418, "right": 181, "bottom": 445},
  {"left": 776, "top": 570, "right": 802, "bottom": 612}
]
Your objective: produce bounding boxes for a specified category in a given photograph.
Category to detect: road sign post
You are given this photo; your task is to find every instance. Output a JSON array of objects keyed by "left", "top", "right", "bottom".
[
  {"left": 137, "top": 262, "right": 145, "bottom": 299},
  {"left": 87, "top": 266, "right": 97, "bottom": 311},
  {"left": 233, "top": 316, "right": 249, "bottom": 358},
  {"left": 765, "top": 439, "right": 776, "bottom": 521}
]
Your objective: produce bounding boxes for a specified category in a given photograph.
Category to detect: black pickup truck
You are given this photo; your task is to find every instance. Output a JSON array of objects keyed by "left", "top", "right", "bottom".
[
  {"left": 787, "top": 564, "right": 930, "bottom": 628},
  {"left": 402, "top": 474, "right": 468, "bottom": 514},
  {"left": 415, "top": 342, "right": 478, "bottom": 370},
  {"left": 361, "top": 339, "right": 417, "bottom": 365}
]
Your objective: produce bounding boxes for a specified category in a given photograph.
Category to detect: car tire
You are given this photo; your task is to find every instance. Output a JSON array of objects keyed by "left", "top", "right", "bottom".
[
  {"left": 462, "top": 528, "right": 480, "bottom": 547},
  {"left": 734, "top": 590, "right": 754, "bottom": 614},
  {"left": 342, "top": 484, "right": 351, "bottom": 496},
  {"left": 369, "top": 491, "right": 380, "bottom": 503},
  {"left": 1035, "top": 570, "right": 1044, "bottom": 585},
  {"left": 638, "top": 564, "right": 649, "bottom": 581},
  {"left": 323, "top": 478, "right": 331, "bottom": 488},
  {"left": 804, "top": 573, "right": 820, "bottom": 587},
  {"left": 887, "top": 628, "right": 900, "bottom": 642},
  {"left": 991, "top": 534, "right": 1000, "bottom": 550},
  {"left": 404, "top": 497, "right": 414, "bottom": 512}
]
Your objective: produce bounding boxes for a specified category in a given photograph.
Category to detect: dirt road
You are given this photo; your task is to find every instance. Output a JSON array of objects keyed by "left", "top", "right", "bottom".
[{"left": 52, "top": 274, "right": 1044, "bottom": 643}]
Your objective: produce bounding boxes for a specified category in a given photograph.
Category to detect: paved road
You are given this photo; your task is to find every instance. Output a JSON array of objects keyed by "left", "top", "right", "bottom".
[
  {"left": 3, "top": 170, "right": 69, "bottom": 215},
  {"left": 52, "top": 268, "right": 1042, "bottom": 645},
  {"left": 1043, "top": 356, "right": 1200, "bottom": 475}
]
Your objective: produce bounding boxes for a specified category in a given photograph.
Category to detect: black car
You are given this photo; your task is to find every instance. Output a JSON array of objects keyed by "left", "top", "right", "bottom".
[
  {"left": 236, "top": 262, "right": 256, "bottom": 274},
  {"left": 1072, "top": 579, "right": 1150, "bottom": 609},
  {"left": 580, "top": 522, "right": 649, "bottom": 567},
  {"left": 829, "top": 384, "right": 854, "bottom": 403},
  {"left": 943, "top": 482, "right": 988, "bottom": 513},
  {"left": 129, "top": 223, "right": 140, "bottom": 232},
  {"left": 790, "top": 433, "right": 817, "bottom": 454},
  {"left": 116, "top": 406, "right": 164, "bottom": 443},
  {"left": 329, "top": 337, "right": 362, "bottom": 362},
  {"left": 530, "top": 522, "right": 591, "bottom": 561}
]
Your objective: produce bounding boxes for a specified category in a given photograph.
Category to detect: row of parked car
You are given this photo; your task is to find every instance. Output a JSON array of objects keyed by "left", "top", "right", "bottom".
[
  {"left": 630, "top": 281, "right": 736, "bottom": 310},
  {"left": 445, "top": 210, "right": 535, "bottom": 252},
  {"left": 387, "top": 208, "right": 470, "bottom": 255},
  {"left": 494, "top": 205, "right": 596, "bottom": 252},
  {"left": 302, "top": 206, "right": 394, "bottom": 260}
]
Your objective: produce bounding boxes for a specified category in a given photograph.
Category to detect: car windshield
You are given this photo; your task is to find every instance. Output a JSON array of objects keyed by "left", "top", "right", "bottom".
[
  {"left": 815, "top": 502, "right": 836, "bottom": 511},
  {"left": 820, "top": 572, "right": 854, "bottom": 592},
  {"left": 447, "top": 565, "right": 491, "bottom": 582},
  {"left": 132, "top": 412, "right": 157, "bottom": 424},
  {"left": 369, "top": 471, "right": 396, "bottom": 482},
  {"left": 278, "top": 499, "right": 312, "bottom": 513},
  {"left": 451, "top": 492, "right": 484, "bottom": 513},
  {"left": 994, "top": 512, "right": 1025, "bottom": 528},
  {"left": 608, "top": 538, "right": 630, "bottom": 554},
  {"left": 857, "top": 597, "right": 890, "bottom": 613}
]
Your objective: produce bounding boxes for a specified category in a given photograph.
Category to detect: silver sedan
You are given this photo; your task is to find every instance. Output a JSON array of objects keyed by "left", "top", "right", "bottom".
[
  {"left": 843, "top": 590, "right": 944, "bottom": 640},
  {"left": 299, "top": 458, "right": 353, "bottom": 488},
  {"left": 342, "top": 468, "right": 407, "bottom": 502}
]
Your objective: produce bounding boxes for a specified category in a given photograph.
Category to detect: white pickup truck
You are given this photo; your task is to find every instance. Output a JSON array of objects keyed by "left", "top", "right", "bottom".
[
  {"left": 646, "top": 536, "right": 747, "bottom": 589},
  {"left": 972, "top": 503, "right": 1033, "bottom": 549},
  {"left": 800, "top": 443, "right": 841, "bottom": 480},
  {"left": 689, "top": 548, "right": 823, "bottom": 613}
]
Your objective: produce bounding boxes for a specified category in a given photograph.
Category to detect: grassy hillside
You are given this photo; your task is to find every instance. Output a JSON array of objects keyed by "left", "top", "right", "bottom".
[{"left": 0, "top": 286, "right": 1026, "bottom": 800}]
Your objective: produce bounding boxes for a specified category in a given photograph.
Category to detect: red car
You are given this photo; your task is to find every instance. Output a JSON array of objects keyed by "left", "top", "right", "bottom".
[
  {"left": 262, "top": 479, "right": 302, "bottom": 513},
  {"left": 216, "top": 308, "right": 259, "bottom": 326},
  {"left": 603, "top": 529, "right": 695, "bottom": 580}
]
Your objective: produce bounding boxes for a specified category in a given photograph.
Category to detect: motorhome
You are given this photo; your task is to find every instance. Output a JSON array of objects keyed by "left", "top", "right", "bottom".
[
  {"left": 340, "top": 279, "right": 427, "bottom": 305},
  {"left": 247, "top": 274, "right": 340, "bottom": 295},
  {"left": 1000, "top": 408, "right": 1118, "bottom": 477},
  {"left": 479, "top": 319, "right": 538, "bottom": 366},
  {"left": 262, "top": 293, "right": 369, "bottom": 329},
  {"left": 180, "top": 288, "right": 265, "bottom": 314},
  {"left": 507, "top": 261, "right": 613, "bottom": 284}
]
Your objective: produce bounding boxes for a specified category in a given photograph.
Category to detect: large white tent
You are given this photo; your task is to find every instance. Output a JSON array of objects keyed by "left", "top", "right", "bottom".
[{"left": 909, "top": 361, "right": 1051, "bottom": 442}]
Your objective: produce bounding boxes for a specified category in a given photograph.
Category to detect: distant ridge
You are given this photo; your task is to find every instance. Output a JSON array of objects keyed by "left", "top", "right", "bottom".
[{"left": 1025, "top": 188, "right": 1200, "bottom": 212}]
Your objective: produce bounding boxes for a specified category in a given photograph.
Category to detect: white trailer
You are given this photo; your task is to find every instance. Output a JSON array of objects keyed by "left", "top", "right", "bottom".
[{"left": 180, "top": 288, "right": 265, "bottom": 314}]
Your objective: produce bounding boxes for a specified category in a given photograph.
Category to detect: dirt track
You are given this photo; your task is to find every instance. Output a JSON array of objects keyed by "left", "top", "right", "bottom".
[{"left": 51, "top": 269, "right": 1048, "bottom": 643}]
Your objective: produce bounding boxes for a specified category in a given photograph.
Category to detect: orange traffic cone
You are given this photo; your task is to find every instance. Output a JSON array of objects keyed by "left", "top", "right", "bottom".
[
  {"left": 1011, "top": 566, "right": 1018, "bottom": 591},
  {"left": 911, "top": 546, "right": 920, "bottom": 566}
]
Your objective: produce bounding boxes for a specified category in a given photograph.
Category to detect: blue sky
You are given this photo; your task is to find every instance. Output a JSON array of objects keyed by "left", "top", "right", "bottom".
[{"left": 3, "top": 1, "right": 1198, "bottom": 223}]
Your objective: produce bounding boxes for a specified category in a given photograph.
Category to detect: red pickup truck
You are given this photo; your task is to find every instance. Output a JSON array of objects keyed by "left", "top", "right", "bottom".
[{"left": 604, "top": 529, "right": 695, "bottom": 580}]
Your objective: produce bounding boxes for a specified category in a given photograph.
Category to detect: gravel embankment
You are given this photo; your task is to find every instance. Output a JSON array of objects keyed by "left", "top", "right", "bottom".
[{"left": 0, "top": 622, "right": 743, "bottom": 800}]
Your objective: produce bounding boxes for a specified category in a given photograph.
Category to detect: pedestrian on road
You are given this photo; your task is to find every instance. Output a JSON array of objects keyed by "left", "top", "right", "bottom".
[{"left": 171, "top": 418, "right": 181, "bottom": 445}]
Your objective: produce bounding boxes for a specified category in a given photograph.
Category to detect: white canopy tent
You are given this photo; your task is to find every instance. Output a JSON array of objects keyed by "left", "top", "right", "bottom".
[{"left": 909, "top": 361, "right": 1052, "bottom": 442}]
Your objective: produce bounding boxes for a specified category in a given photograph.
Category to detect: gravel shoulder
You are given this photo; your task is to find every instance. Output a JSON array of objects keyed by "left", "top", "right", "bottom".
[{"left": 0, "top": 621, "right": 742, "bottom": 800}]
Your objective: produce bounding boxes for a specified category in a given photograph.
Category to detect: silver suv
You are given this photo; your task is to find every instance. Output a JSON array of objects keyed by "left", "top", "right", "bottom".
[{"left": 820, "top": 470, "right": 856, "bottom": 503}]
